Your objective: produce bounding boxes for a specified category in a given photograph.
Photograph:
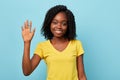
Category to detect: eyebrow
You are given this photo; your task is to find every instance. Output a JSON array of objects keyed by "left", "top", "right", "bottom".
[{"left": 52, "top": 19, "right": 67, "bottom": 22}]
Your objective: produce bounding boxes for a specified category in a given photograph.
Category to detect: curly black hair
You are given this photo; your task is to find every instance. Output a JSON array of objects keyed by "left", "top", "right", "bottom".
[{"left": 41, "top": 5, "right": 76, "bottom": 40}]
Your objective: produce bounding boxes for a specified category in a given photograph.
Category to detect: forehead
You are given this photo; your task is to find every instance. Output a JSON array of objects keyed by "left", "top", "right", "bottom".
[{"left": 53, "top": 12, "right": 67, "bottom": 21}]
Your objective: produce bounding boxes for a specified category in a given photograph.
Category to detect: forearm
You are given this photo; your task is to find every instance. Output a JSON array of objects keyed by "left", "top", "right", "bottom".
[
  {"left": 77, "top": 55, "right": 87, "bottom": 80},
  {"left": 78, "top": 74, "right": 87, "bottom": 80},
  {"left": 22, "top": 42, "right": 32, "bottom": 76},
  {"left": 78, "top": 68, "right": 87, "bottom": 80}
]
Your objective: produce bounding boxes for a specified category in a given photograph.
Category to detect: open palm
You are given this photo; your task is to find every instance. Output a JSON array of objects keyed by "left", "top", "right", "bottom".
[{"left": 22, "top": 20, "right": 35, "bottom": 42}]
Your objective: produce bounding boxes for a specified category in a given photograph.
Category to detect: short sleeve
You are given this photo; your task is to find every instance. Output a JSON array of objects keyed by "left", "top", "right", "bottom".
[
  {"left": 76, "top": 40, "right": 84, "bottom": 56},
  {"left": 34, "top": 43, "right": 44, "bottom": 59}
]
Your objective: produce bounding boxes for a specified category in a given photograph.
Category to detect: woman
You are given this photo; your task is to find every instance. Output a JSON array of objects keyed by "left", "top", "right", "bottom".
[{"left": 22, "top": 5, "right": 86, "bottom": 80}]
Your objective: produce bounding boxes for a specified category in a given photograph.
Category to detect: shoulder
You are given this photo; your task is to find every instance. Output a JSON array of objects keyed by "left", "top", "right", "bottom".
[
  {"left": 38, "top": 40, "right": 49, "bottom": 45},
  {"left": 36, "top": 40, "right": 49, "bottom": 47},
  {"left": 70, "top": 39, "right": 82, "bottom": 44}
]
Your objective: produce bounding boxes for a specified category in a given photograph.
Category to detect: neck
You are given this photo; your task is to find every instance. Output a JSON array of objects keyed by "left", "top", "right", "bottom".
[{"left": 50, "top": 37, "right": 69, "bottom": 44}]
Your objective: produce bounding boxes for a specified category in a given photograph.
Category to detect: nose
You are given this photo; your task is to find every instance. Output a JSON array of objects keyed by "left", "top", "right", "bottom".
[{"left": 57, "top": 23, "right": 62, "bottom": 28}]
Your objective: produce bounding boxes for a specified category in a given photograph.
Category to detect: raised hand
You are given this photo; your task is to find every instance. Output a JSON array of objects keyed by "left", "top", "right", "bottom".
[{"left": 22, "top": 20, "right": 35, "bottom": 42}]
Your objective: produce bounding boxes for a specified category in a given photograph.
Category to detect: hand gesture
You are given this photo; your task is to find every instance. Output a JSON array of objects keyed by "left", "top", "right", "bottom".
[{"left": 22, "top": 20, "right": 35, "bottom": 42}]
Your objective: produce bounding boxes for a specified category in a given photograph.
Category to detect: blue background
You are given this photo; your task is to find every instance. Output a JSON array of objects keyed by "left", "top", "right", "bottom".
[{"left": 0, "top": 0, "right": 120, "bottom": 80}]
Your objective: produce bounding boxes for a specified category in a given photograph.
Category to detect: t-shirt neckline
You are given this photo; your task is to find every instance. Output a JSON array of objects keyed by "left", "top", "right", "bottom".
[{"left": 48, "top": 40, "right": 71, "bottom": 54}]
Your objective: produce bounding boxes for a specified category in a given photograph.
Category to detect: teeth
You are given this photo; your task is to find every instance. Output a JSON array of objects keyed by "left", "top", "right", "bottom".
[{"left": 55, "top": 30, "right": 62, "bottom": 33}]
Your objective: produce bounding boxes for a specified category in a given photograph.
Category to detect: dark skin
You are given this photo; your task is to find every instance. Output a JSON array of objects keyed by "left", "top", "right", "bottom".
[{"left": 22, "top": 12, "right": 86, "bottom": 80}]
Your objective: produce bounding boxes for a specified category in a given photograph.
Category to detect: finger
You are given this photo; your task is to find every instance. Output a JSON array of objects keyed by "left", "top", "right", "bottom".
[
  {"left": 25, "top": 20, "right": 29, "bottom": 28},
  {"left": 30, "top": 21, "right": 32, "bottom": 32},
  {"left": 32, "top": 28, "right": 36, "bottom": 33},
  {"left": 33, "top": 28, "right": 36, "bottom": 33}
]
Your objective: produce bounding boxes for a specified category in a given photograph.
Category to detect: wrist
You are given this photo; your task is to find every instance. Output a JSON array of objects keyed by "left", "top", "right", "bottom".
[
  {"left": 24, "top": 41, "right": 31, "bottom": 48},
  {"left": 24, "top": 40, "right": 31, "bottom": 44},
  {"left": 24, "top": 41, "right": 31, "bottom": 46}
]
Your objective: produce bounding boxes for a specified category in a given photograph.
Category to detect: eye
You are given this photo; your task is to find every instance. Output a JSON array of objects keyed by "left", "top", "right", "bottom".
[
  {"left": 52, "top": 21, "right": 58, "bottom": 25},
  {"left": 62, "top": 22, "right": 67, "bottom": 26}
]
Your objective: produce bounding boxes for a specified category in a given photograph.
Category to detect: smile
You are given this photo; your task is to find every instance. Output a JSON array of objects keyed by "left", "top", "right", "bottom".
[{"left": 55, "top": 30, "right": 63, "bottom": 34}]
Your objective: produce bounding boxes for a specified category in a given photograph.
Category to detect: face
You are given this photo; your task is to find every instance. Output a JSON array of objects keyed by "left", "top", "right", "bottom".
[{"left": 50, "top": 12, "right": 68, "bottom": 38}]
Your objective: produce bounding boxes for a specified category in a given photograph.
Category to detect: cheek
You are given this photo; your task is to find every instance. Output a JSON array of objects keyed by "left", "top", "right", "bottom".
[
  {"left": 63, "top": 26, "right": 68, "bottom": 32},
  {"left": 50, "top": 24, "right": 53, "bottom": 31},
  {"left": 50, "top": 24, "right": 55, "bottom": 30}
]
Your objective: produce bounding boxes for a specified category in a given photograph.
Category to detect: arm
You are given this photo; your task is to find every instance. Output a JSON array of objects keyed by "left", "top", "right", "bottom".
[
  {"left": 77, "top": 55, "right": 87, "bottom": 80},
  {"left": 22, "top": 20, "right": 41, "bottom": 76}
]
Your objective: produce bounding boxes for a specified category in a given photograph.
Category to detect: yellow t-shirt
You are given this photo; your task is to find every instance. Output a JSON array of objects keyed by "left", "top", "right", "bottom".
[{"left": 34, "top": 39, "right": 84, "bottom": 80}]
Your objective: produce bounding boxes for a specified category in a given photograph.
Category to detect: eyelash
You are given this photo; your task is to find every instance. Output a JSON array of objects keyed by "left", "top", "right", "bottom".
[{"left": 52, "top": 21, "right": 67, "bottom": 26}]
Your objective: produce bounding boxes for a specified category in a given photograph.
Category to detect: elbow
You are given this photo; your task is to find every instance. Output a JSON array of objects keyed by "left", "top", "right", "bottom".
[
  {"left": 22, "top": 70, "right": 31, "bottom": 76},
  {"left": 23, "top": 72, "right": 30, "bottom": 76},
  {"left": 22, "top": 66, "right": 32, "bottom": 76}
]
